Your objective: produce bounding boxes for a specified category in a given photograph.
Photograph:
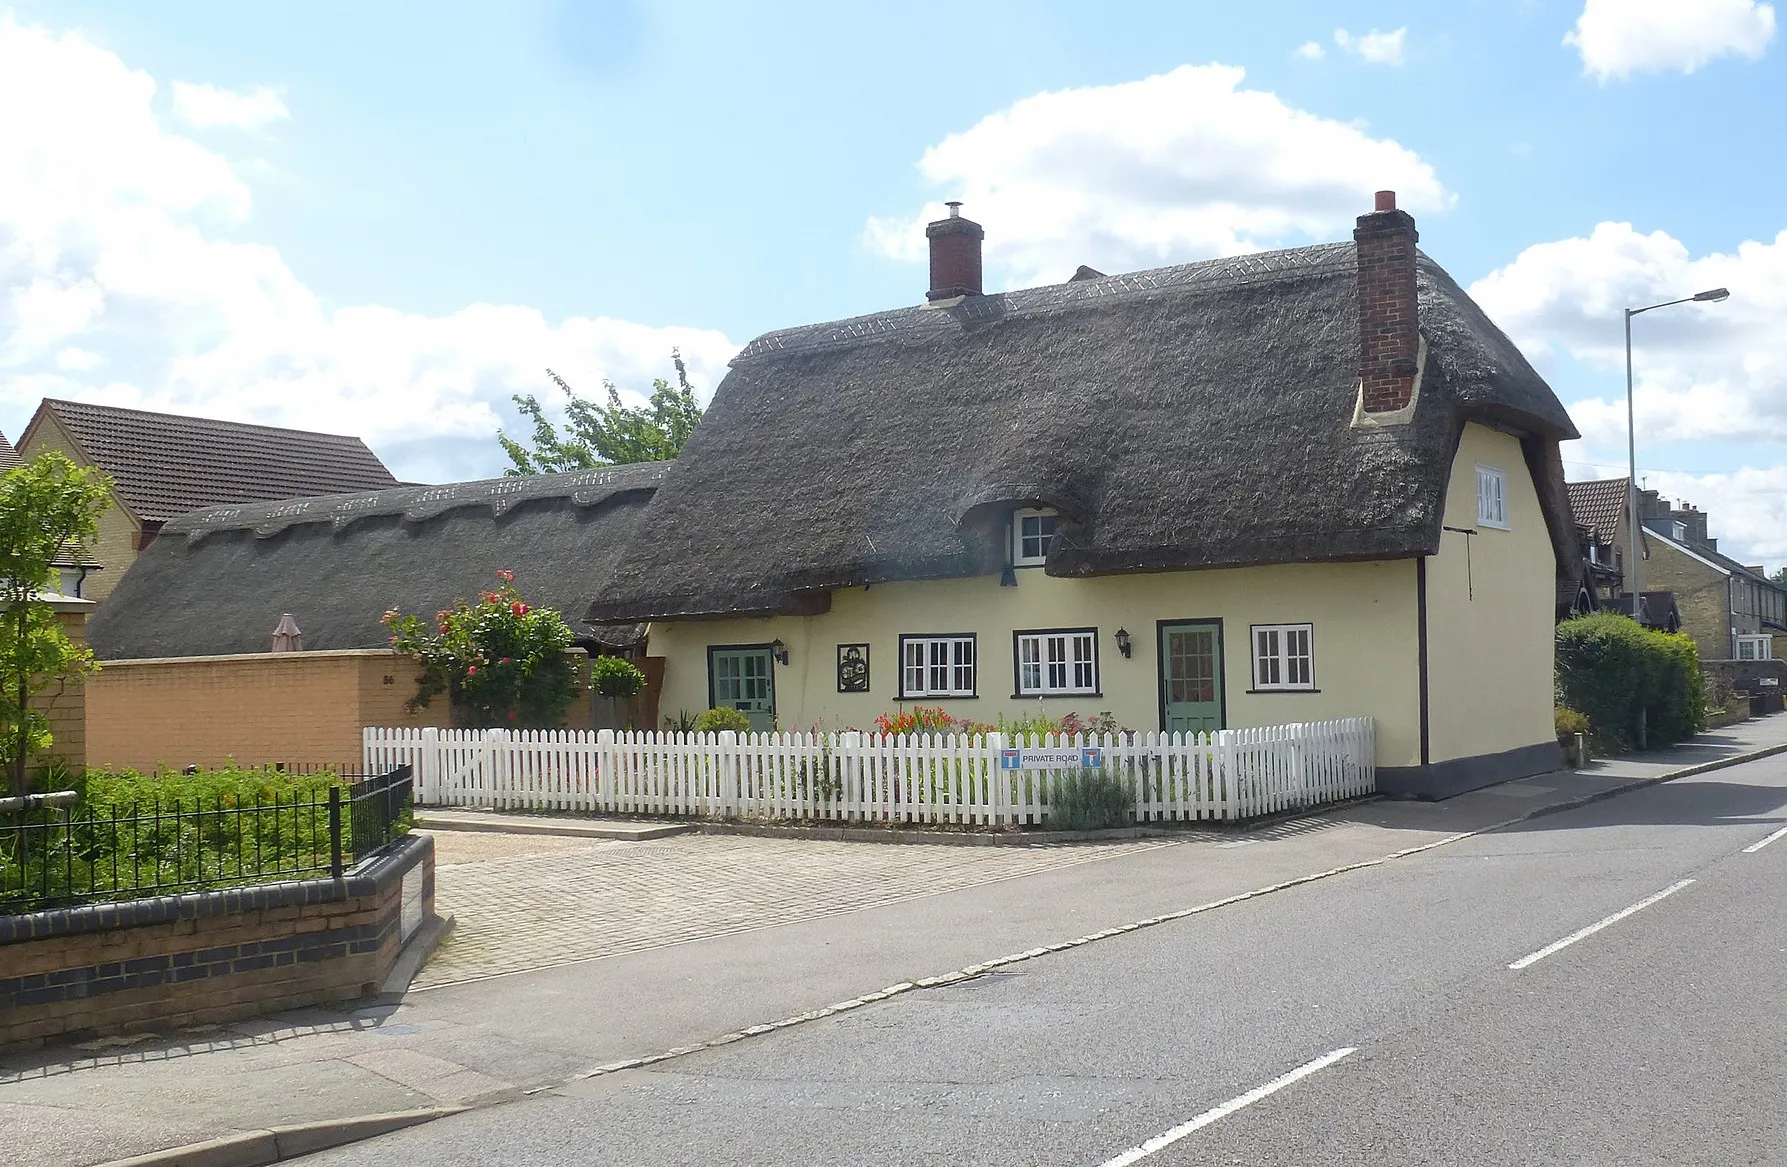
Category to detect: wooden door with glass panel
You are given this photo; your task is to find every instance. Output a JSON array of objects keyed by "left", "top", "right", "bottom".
[
  {"left": 709, "top": 646, "right": 775, "bottom": 732},
  {"left": 1159, "top": 621, "right": 1224, "bottom": 733}
]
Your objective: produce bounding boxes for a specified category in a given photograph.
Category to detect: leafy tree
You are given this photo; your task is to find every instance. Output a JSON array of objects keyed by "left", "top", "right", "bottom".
[
  {"left": 382, "top": 571, "right": 582, "bottom": 729},
  {"left": 0, "top": 453, "right": 111, "bottom": 795},
  {"left": 499, "top": 350, "right": 702, "bottom": 474},
  {"left": 1772, "top": 567, "right": 1786, "bottom": 588}
]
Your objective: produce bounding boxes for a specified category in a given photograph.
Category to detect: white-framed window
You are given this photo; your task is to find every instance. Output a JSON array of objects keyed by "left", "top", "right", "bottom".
[
  {"left": 900, "top": 634, "right": 976, "bottom": 697},
  {"left": 1015, "top": 629, "right": 1098, "bottom": 696},
  {"left": 1012, "top": 508, "right": 1058, "bottom": 567},
  {"left": 1736, "top": 634, "right": 1773, "bottom": 662},
  {"left": 1252, "top": 624, "right": 1315, "bottom": 690},
  {"left": 1476, "top": 465, "right": 1508, "bottom": 530}
]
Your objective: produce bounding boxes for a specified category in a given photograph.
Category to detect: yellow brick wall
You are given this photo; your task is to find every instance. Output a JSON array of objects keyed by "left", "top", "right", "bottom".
[
  {"left": 16, "top": 414, "right": 140, "bottom": 603},
  {"left": 86, "top": 649, "right": 592, "bottom": 773},
  {"left": 38, "top": 609, "right": 90, "bottom": 775}
]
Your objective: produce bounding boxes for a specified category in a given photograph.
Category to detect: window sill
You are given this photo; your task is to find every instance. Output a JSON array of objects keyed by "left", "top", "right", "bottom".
[
  {"left": 898, "top": 694, "right": 979, "bottom": 701},
  {"left": 1245, "top": 688, "right": 1321, "bottom": 694},
  {"left": 1011, "top": 692, "right": 1103, "bottom": 700}
]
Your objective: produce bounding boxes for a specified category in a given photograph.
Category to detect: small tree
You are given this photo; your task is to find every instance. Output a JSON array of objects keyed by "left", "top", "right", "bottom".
[
  {"left": 498, "top": 350, "right": 702, "bottom": 474},
  {"left": 382, "top": 571, "right": 582, "bottom": 729},
  {"left": 0, "top": 453, "right": 111, "bottom": 796}
]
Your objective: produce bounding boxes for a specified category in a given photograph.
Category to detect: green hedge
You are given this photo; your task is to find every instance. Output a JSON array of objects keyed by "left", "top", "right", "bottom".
[{"left": 1555, "top": 613, "right": 1706, "bottom": 752}]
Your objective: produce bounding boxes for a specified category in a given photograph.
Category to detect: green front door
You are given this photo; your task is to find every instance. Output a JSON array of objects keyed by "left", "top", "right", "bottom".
[
  {"left": 1160, "top": 621, "right": 1224, "bottom": 733},
  {"left": 709, "top": 646, "right": 776, "bottom": 733}
]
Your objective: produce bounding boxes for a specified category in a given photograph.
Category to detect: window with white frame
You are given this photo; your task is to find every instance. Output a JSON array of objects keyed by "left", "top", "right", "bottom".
[
  {"left": 1012, "top": 508, "right": 1057, "bottom": 567},
  {"left": 900, "top": 635, "right": 976, "bottom": 697},
  {"left": 1252, "top": 624, "right": 1315, "bottom": 690},
  {"left": 1015, "top": 630, "right": 1098, "bottom": 696},
  {"left": 1476, "top": 465, "right": 1508, "bottom": 530},
  {"left": 1736, "top": 634, "right": 1773, "bottom": 662}
]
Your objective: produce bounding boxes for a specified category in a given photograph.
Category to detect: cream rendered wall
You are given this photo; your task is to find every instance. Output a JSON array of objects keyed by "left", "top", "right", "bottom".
[
  {"left": 17, "top": 413, "right": 139, "bottom": 602},
  {"left": 1424, "top": 423, "right": 1558, "bottom": 764},
  {"left": 649, "top": 559, "right": 1423, "bottom": 767}
]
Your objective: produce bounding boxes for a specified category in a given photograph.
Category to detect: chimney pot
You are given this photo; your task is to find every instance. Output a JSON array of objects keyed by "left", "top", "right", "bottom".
[
  {"left": 925, "top": 201, "right": 984, "bottom": 301},
  {"left": 1354, "top": 192, "right": 1421, "bottom": 415}
]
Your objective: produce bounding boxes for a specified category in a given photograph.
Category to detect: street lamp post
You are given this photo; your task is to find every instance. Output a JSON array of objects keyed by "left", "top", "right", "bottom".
[{"left": 1624, "top": 287, "right": 1730, "bottom": 617}]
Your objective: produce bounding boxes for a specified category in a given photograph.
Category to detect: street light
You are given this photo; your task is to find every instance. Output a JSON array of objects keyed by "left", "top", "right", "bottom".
[{"left": 1624, "top": 287, "right": 1730, "bottom": 619}]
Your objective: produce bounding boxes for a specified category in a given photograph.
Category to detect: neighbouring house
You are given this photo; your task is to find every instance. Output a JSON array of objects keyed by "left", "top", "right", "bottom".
[
  {"left": 80, "top": 465, "right": 665, "bottom": 769},
  {"left": 587, "top": 193, "right": 1582, "bottom": 799},
  {"left": 0, "top": 429, "right": 20, "bottom": 471},
  {"left": 1567, "top": 477, "right": 1785, "bottom": 659},
  {"left": 15, "top": 399, "right": 400, "bottom": 601}
]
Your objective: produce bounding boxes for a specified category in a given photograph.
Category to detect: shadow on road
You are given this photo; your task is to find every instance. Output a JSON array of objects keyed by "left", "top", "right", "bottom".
[{"left": 1507, "top": 778, "right": 1787, "bottom": 832}]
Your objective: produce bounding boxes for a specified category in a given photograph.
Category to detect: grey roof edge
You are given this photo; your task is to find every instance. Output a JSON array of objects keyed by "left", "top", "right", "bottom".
[
  {"left": 586, "top": 526, "right": 1439, "bottom": 624},
  {"left": 168, "top": 462, "right": 668, "bottom": 544}
]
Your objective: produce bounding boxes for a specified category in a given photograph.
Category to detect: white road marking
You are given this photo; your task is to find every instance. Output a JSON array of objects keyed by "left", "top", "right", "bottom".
[
  {"left": 1743, "top": 825, "right": 1787, "bottom": 854},
  {"left": 1508, "top": 880, "right": 1695, "bottom": 970},
  {"left": 1096, "top": 1048, "right": 1357, "bottom": 1166}
]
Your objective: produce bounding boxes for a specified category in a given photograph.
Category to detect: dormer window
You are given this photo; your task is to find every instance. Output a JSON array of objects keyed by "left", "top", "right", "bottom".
[
  {"left": 1013, "top": 508, "right": 1057, "bottom": 567},
  {"left": 1671, "top": 521, "right": 1687, "bottom": 542}
]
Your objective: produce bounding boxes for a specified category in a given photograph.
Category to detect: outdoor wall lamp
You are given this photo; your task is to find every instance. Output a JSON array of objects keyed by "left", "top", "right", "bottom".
[
  {"left": 1115, "top": 628, "right": 1132, "bottom": 658},
  {"left": 770, "top": 638, "right": 789, "bottom": 665}
]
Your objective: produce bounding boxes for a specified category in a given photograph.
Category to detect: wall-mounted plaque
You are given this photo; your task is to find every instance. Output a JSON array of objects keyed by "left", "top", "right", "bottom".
[{"left": 836, "top": 643, "right": 870, "bottom": 693}]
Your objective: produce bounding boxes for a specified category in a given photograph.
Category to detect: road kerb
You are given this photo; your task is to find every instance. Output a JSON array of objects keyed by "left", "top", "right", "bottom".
[
  {"left": 563, "top": 738, "right": 1787, "bottom": 1083},
  {"left": 94, "top": 1107, "right": 468, "bottom": 1167}
]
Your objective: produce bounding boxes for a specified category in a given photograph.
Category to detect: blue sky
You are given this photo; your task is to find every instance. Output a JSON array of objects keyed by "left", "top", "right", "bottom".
[{"left": 2, "top": 1, "right": 1784, "bottom": 563}]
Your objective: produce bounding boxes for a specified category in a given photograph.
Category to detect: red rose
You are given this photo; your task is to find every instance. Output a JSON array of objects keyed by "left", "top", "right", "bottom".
[
  {"left": 511, "top": 602, "right": 528, "bottom": 616},
  {"left": 467, "top": 665, "right": 478, "bottom": 676}
]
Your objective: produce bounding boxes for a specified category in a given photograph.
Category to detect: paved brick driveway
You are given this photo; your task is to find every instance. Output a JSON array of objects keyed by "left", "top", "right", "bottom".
[{"left": 419, "top": 831, "right": 1180, "bottom": 989}]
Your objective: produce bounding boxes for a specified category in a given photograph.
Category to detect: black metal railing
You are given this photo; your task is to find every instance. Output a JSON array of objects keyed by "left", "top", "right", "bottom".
[{"left": 0, "top": 765, "right": 413, "bottom": 914}]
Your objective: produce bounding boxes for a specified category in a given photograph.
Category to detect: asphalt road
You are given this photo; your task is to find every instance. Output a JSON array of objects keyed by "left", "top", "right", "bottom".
[{"left": 305, "top": 757, "right": 1787, "bottom": 1166}]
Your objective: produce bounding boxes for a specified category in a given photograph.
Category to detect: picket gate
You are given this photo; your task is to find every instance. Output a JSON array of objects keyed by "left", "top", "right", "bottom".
[{"left": 363, "top": 717, "right": 1375, "bottom": 827}]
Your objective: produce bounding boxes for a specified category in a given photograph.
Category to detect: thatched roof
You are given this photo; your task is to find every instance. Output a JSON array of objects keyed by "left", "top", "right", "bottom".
[
  {"left": 589, "top": 243, "right": 1579, "bottom": 622},
  {"left": 87, "top": 464, "right": 664, "bottom": 660}
]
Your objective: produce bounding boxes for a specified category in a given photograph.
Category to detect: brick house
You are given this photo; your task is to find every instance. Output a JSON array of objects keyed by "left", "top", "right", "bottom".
[
  {"left": 15, "top": 400, "right": 399, "bottom": 601},
  {"left": 1567, "top": 477, "right": 1785, "bottom": 660}
]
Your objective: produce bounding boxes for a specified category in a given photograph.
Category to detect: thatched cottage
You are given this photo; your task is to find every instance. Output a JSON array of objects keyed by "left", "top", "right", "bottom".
[{"left": 587, "top": 194, "right": 1581, "bottom": 798}]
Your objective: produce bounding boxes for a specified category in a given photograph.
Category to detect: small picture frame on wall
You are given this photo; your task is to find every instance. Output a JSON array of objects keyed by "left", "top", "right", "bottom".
[{"left": 836, "top": 644, "right": 870, "bottom": 693}]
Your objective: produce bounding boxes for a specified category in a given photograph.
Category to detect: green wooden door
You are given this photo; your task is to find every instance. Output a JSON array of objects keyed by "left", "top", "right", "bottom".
[
  {"left": 1160, "top": 622, "right": 1224, "bottom": 733},
  {"left": 709, "top": 646, "right": 776, "bottom": 732}
]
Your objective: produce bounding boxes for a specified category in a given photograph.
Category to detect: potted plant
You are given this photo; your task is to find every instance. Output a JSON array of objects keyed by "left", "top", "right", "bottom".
[
  {"left": 1555, "top": 706, "right": 1590, "bottom": 768},
  {"left": 590, "top": 655, "right": 647, "bottom": 730}
]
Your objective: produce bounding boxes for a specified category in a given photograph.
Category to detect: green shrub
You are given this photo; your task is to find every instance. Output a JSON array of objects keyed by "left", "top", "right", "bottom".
[
  {"left": 1045, "top": 767, "right": 1133, "bottom": 831},
  {"left": 1556, "top": 613, "right": 1707, "bottom": 751},
  {"left": 590, "top": 655, "right": 647, "bottom": 699},
  {"left": 695, "top": 706, "right": 753, "bottom": 734},
  {"left": 1554, "top": 706, "right": 1590, "bottom": 737}
]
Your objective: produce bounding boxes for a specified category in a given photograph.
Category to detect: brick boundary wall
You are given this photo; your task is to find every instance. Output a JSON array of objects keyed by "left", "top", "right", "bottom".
[{"left": 0, "top": 834, "right": 433, "bottom": 1051}]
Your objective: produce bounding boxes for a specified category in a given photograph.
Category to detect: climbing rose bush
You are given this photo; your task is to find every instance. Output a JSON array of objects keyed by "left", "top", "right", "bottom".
[{"left": 382, "top": 571, "right": 581, "bottom": 729}]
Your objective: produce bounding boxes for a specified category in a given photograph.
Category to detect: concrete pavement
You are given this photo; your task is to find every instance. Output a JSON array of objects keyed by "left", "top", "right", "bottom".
[{"left": 5, "top": 717, "right": 1787, "bottom": 1166}]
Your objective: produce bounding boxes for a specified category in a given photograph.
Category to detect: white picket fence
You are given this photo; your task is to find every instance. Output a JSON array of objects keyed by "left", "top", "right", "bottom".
[{"left": 365, "top": 717, "right": 1374, "bottom": 826}]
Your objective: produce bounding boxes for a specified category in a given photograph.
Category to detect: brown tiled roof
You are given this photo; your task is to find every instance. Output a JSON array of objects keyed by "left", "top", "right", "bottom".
[
  {"left": 0, "top": 430, "right": 20, "bottom": 471},
  {"left": 1567, "top": 477, "right": 1629, "bottom": 544},
  {"left": 39, "top": 399, "right": 398, "bottom": 521}
]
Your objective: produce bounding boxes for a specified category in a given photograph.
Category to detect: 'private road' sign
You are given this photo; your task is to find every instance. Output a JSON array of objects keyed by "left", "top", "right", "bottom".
[{"left": 999, "top": 746, "right": 1104, "bottom": 770}]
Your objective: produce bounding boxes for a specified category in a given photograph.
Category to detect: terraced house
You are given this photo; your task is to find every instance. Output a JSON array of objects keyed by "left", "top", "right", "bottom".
[{"left": 589, "top": 193, "right": 1582, "bottom": 799}]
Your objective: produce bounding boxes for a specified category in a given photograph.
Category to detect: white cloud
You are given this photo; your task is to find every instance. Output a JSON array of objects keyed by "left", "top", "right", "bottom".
[
  {"left": 1644, "top": 468, "right": 1787, "bottom": 565},
  {"left": 1294, "top": 41, "right": 1326, "bottom": 60},
  {"left": 0, "top": 16, "right": 736, "bottom": 483},
  {"left": 170, "top": 80, "right": 290, "bottom": 130},
  {"left": 1471, "top": 221, "right": 1787, "bottom": 563},
  {"left": 1565, "top": 0, "right": 1775, "bottom": 81},
  {"left": 1333, "top": 27, "right": 1407, "bottom": 65},
  {"left": 864, "top": 63, "right": 1448, "bottom": 287}
]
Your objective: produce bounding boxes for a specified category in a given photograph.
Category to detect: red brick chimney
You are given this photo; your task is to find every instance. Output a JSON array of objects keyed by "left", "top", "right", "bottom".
[
  {"left": 926, "top": 201, "right": 984, "bottom": 301},
  {"left": 1354, "top": 190, "right": 1420, "bottom": 414}
]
